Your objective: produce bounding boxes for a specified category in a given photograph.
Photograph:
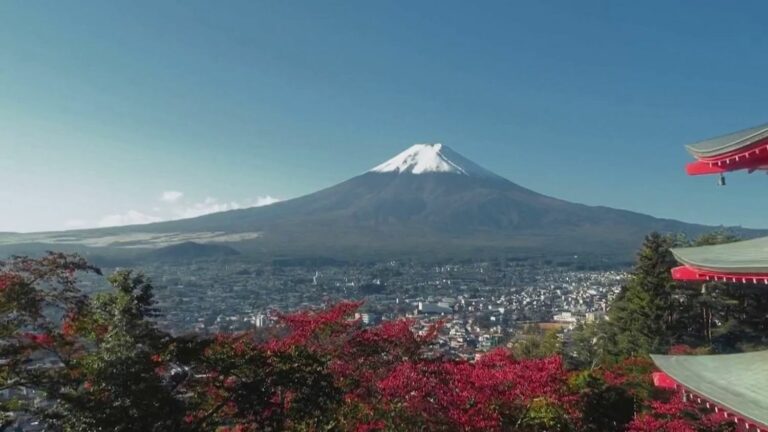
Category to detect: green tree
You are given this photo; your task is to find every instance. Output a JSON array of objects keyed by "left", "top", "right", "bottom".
[
  {"left": 47, "top": 271, "right": 184, "bottom": 432},
  {"left": 683, "top": 231, "right": 768, "bottom": 352},
  {"left": 603, "top": 230, "right": 766, "bottom": 358},
  {"left": 692, "top": 230, "right": 740, "bottom": 247},
  {"left": 570, "top": 371, "right": 634, "bottom": 432},
  {"left": 0, "top": 253, "right": 730, "bottom": 431},
  {"left": 568, "top": 321, "right": 611, "bottom": 369},
  {"left": 687, "top": 230, "right": 740, "bottom": 347},
  {"left": 0, "top": 253, "right": 100, "bottom": 428},
  {"left": 511, "top": 327, "right": 562, "bottom": 359},
  {"left": 671, "top": 231, "right": 768, "bottom": 353},
  {"left": 605, "top": 232, "right": 681, "bottom": 359}
]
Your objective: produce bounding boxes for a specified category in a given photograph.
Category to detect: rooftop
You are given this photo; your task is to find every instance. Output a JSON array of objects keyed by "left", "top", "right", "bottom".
[
  {"left": 687, "top": 122, "right": 768, "bottom": 159},
  {"left": 652, "top": 351, "right": 768, "bottom": 428},
  {"left": 671, "top": 237, "right": 768, "bottom": 273}
]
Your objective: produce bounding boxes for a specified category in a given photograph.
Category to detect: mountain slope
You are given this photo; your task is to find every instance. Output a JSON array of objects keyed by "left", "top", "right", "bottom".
[
  {"left": 144, "top": 241, "right": 241, "bottom": 261},
  {"left": 1, "top": 144, "right": 758, "bottom": 260}
]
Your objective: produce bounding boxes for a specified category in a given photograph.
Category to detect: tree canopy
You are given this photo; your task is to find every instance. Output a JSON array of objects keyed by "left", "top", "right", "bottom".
[{"left": 0, "top": 252, "right": 736, "bottom": 431}]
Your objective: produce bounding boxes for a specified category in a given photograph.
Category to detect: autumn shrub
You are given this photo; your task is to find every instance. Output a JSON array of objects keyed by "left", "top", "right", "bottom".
[{"left": 0, "top": 254, "right": 740, "bottom": 432}]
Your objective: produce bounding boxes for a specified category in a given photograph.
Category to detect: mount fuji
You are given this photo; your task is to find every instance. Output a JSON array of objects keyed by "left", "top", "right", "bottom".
[
  {"left": 0, "top": 144, "right": 753, "bottom": 261},
  {"left": 369, "top": 143, "right": 501, "bottom": 178}
]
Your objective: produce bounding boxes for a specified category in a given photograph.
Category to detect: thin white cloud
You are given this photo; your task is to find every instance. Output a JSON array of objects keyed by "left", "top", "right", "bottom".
[
  {"left": 174, "top": 196, "right": 279, "bottom": 219},
  {"left": 97, "top": 210, "right": 163, "bottom": 228},
  {"left": 160, "top": 190, "right": 184, "bottom": 203},
  {"left": 71, "top": 194, "right": 281, "bottom": 229},
  {"left": 176, "top": 197, "right": 241, "bottom": 219},
  {"left": 64, "top": 219, "right": 88, "bottom": 229},
  {"left": 253, "top": 195, "right": 280, "bottom": 207}
]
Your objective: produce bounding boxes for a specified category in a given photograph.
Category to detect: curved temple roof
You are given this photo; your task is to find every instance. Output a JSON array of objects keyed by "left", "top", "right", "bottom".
[
  {"left": 671, "top": 236, "right": 768, "bottom": 274},
  {"left": 684, "top": 122, "right": 768, "bottom": 175},
  {"left": 666, "top": 125, "right": 768, "bottom": 432},
  {"left": 687, "top": 122, "right": 768, "bottom": 159},
  {"left": 651, "top": 351, "right": 768, "bottom": 429},
  {"left": 672, "top": 265, "right": 768, "bottom": 284}
]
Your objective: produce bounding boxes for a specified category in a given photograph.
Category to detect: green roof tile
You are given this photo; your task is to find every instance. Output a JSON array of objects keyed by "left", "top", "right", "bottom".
[
  {"left": 652, "top": 351, "right": 768, "bottom": 427},
  {"left": 686, "top": 122, "right": 768, "bottom": 159},
  {"left": 671, "top": 236, "right": 768, "bottom": 273}
]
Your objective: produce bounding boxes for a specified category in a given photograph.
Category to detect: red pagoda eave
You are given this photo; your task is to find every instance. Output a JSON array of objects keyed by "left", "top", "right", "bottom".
[
  {"left": 672, "top": 266, "right": 768, "bottom": 284},
  {"left": 686, "top": 141, "right": 768, "bottom": 175},
  {"left": 652, "top": 372, "right": 768, "bottom": 432}
]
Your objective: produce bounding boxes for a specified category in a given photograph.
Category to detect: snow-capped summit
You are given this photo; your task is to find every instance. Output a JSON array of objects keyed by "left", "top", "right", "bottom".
[{"left": 369, "top": 143, "right": 500, "bottom": 178}]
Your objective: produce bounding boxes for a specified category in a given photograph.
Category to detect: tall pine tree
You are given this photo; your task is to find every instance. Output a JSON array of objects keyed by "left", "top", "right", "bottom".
[{"left": 605, "top": 232, "right": 680, "bottom": 359}]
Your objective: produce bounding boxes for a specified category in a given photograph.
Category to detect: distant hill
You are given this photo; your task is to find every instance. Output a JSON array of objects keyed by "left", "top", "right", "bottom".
[
  {"left": 1, "top": 144, "right": 762, "bottom": 262},
  {"left": 144, "top": 242, "right": 241, "bottom": 261}
]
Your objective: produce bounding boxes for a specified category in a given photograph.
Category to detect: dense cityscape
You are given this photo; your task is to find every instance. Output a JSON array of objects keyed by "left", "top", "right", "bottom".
[{"left": 100, "top": 259, "right": 627, "bottom": 355}]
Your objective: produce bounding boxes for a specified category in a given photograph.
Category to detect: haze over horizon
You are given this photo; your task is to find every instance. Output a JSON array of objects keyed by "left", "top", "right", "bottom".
[{"left": 4, "top": 1, "right": 768, "bottom": 232}]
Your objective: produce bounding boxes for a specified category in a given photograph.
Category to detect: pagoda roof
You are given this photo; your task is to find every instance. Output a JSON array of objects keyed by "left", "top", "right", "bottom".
[
  {"left": 687, "top": 122, "right": 768, "bottom": 159},
  {"left": 671, "top": 265, "right": 768, "bottom": 284},
  {"left": 684, "top": 122, "right": 768, "bottom": 175},
  {"left": 671, "top": 237, "right": 768, "bottom": 274},
  {"left": 651, "top": 351, "right": 768, "bottom": 429}
]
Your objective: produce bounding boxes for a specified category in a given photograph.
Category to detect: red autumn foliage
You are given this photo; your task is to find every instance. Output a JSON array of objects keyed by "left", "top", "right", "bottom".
[
  {"left": 176, "top": 300, "right": 739, "bottom": 431},
  {"left": 0, "top": 254, "right": 738, "bottom": 431},
  {"left": 60, "top": 318, "right": 76, "bottom": 337},
  {"left": 268, "top": 300, "right": 363, "bottom": 351},
  {"left": 0, "top": 272, "right": 18, "bottom": 291},
  {"left": 376, "top": 351, "right": 575, "bottom": 431},
  {"left": 599, "top": 356, "right": 657, "bottom": 398},
  {"left": 628, "top": 388, "right": 733, "bottom": 432},
  {"left": 189, "top": 302, "right": 614, "bottom": 431},
  {"left": 354, "top": 420, "right": 385, "bottom": 432},
  {"left": 23, "top": 332, "right": 55, "bottom": 348}
]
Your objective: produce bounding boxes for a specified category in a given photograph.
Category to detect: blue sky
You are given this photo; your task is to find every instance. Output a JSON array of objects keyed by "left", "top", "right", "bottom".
[{"left": 3, "top": 1, "right": 768, "bottom": 232}]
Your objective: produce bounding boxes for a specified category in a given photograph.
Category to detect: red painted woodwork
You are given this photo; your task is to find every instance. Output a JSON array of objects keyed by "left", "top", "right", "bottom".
[
  {"left": 686, "top": 140, "right": 768, "bottom": 176},
  {"left": 652, "top": 373, "right": 768, "bottom": 432},
  {"left": 672, "top": 266, "right": 768, "bottom": 284},
  {"left": 652, "top": 372, "right": 677, "bottom": 390}
]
